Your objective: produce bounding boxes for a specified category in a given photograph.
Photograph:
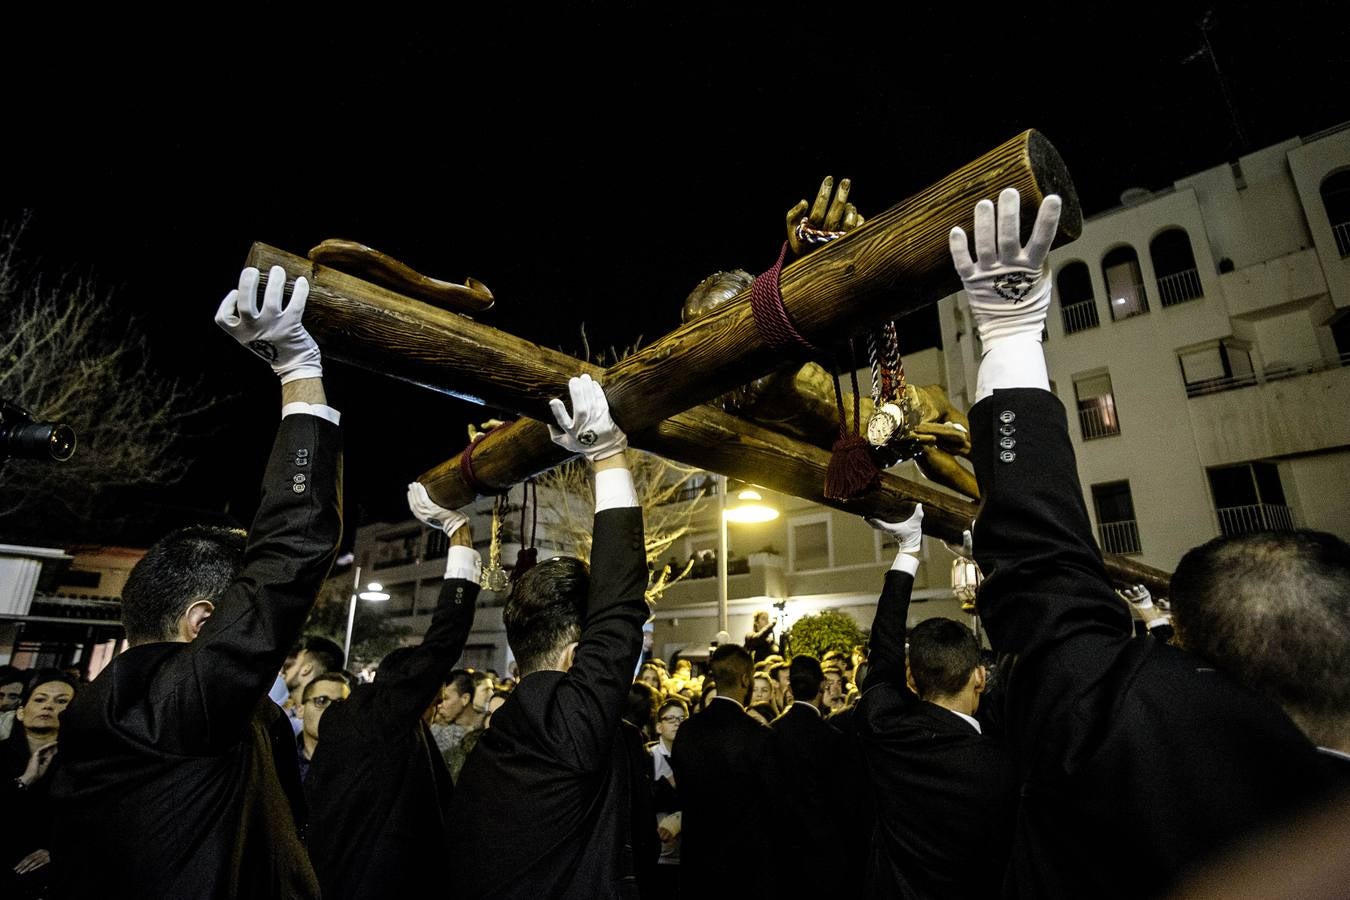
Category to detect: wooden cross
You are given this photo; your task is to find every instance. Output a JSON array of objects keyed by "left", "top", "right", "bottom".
[{"left": 245, "top": 130, "right": 1170, "bottom": 595}]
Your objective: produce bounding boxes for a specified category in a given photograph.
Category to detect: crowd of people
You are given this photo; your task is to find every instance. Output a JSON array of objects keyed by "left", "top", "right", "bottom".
[{"left": 1, "top": 190, "right": 1346, "bottom": 898}]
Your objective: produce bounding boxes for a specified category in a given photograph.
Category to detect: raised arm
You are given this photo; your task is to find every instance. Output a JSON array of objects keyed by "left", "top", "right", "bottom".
[
  {"left": 546, "top": 375, "right": 650, "bottom": 768},
  {"left": 951, "top": 191, "right": 1131, "bottom": 657},
  {"left": 862, "top": 504, "right": 924, "bottom": 693},
  {"left": 177, "top": 265, "right": 343, "bottom": 746},
  {"left": 369, "top": 484, "right": 482, "bottom": 725}
]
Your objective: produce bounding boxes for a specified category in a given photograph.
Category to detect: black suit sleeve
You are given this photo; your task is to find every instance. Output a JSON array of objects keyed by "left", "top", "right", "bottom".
[
  {"left": 551, "top": 506, "right": 648, "bottom": 771},
  {"left": 372, "top": 574, "right": 481, "bottom": 726},
  {"left": 863, "top": 569, "right": 918, "bottom": 700},
  {"left": 168, "top": 414, "right": 344, "bottom": 749},
  {"left": 969, "top": 389, "right": 1131, "bottom": 661}
]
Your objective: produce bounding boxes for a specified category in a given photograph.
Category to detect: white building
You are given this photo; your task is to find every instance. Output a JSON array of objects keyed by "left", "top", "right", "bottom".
[{"left": 939, "top": 123, "right": 1350, "bottom": 572}]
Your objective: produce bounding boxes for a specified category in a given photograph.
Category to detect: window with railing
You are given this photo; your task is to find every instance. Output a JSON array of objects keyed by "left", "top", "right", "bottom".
[
  {"left": 1208, "top": 462, "right": 1295, "bottom": 536},
  {"left": 1179, "top": 339, "right": 1255, "bottom": 396},
  {"left": 1073, "top": 371, "right": 1121, "bottom": 440},
  {"left": 1181, "top": 349, "right": 1349, "bottom": 397},
  {"left": 1056, "top": 261, "right": 1099, "bottom": 334},
  {"left": 1092, "top": 480, "right": 1141, "bottom": 555},
  {"left": 1320, "top": 170, "right": 1350, "bottom": 258},
  {"left": 1102, "top": 247, "right": 1150, "bottom": 321},
  {"left": 1150, "top": 228, "right": 1203, "bottom": 307}
]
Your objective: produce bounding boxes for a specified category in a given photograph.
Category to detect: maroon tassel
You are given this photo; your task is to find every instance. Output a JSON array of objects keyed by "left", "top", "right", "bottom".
[
  {"left": 823, "top": 341, "right": 880, "bottom": 500},
  {"left": 510, "top": 547, "right": 538, "bottom": 583},
  {"left": 825, "top": 432, "right": 880, "bottom": 500}
]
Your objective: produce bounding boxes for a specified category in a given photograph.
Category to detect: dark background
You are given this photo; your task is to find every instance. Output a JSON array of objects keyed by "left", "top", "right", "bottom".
[{"left": 3, "top": 2, "right": 1347, "bottom": 548}]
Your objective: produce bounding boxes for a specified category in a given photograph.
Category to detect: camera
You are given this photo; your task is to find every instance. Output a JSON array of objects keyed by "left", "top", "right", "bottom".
[{"left": 0, "top": 399, "right": 76, "bottom": 462}]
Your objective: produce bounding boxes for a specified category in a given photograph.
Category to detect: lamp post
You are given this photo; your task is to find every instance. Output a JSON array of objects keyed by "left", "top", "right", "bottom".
[
  {"left": 342, "top": 563, "right": 390, "bottom": 665},
  {"left": 716, "top": 474, "right": 779, "bottom": 638}
]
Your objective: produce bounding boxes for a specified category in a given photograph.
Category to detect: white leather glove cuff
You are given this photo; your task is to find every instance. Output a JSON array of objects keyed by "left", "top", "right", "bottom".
[
  {"left": 891, "top": 553, "right": 921, "bottom": 576},
  {"left": 974, "top": 337, "right": 1050, "bottom": 402},
  {"left": 595, "top": 467, "right": 639, "bottom": 512},
  {"left": 445, "top": 545, "right": 483, "bottom": 583},
  {"left": 278, "top": 362, "right": 324, "bottom": 385}
]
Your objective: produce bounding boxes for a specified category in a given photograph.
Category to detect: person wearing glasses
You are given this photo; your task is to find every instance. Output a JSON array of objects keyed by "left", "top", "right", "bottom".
[
  {"left": 648, "top": 697, "right": 687, "bottom": 900},
  {"left": 295, "top": 672, "right": 352, "bottom": 783}
]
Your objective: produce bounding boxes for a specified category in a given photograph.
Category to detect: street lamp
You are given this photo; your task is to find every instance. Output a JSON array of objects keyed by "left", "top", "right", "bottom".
[
  {"left": 717, "top": 475, "right": 779, "bottom": 635},
  {"left": 343, "top": 564, "right": 390, "bottom": 664}
]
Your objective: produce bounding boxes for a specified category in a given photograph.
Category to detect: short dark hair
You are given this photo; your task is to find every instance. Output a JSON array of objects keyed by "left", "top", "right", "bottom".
[
  {"left": 122, "top": 525, "right": 247, "bottom": 643},
  {"left": 22, "top": 668, "right": 79, "bottom": 704},
  {"left": 303, "top": 671, "right": 352, "bottom": 701},
  {"left": 907, "top": 617, "right": 980, "bottom": 699},
  {"left": 446, "top": 668, "right": 490, "bottom": 699},
  {"left": 299, "top": 635, "right": 345, "bottom": 674},
  {"left": 709, "top": 644, "right": 753, "bottom": 703},
  {"left": 1171, "top": 530, "right": 1350, "bottom": 725},
  {"left": 0, "top": 665, "right": 24, "bottom": 689},
  {"left": 504, "top": 557, "right": 588, "bottom": 674},
  {"left": 626, "top": 681, "right": 661, "bottom": 731},
  {"left": 788, "top": 654, "right": 825, "bottom": 700}
]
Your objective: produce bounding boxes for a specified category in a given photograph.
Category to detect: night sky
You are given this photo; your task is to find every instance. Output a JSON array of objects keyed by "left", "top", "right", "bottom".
[{"left": 4, "top": 2, "right": 1347, "bottom": 549}]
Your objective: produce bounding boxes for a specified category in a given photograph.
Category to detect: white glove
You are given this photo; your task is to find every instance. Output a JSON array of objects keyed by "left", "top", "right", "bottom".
[
  {"left": 866, "top": 503, "right": 924, "bottom": 555},
  {"left": 949, "top": 188, "right": 1062, "bottom": 352},
  {"left": 215, "top": 265, "right": 323, "bottom": 384},
  {"left": 406, "top": 482, "right": 468, "bottom": 538},
  {"left": 547, "top": 374, "right": 628, "bottom": 461}
]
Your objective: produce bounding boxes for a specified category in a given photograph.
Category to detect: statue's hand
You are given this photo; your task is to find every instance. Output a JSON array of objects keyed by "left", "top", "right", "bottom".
[{"left": 786, "top": 176, "right": 863, "bottom": 256}]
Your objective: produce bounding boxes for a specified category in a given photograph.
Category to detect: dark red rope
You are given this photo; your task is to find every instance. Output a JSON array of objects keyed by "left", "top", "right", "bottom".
[
  {"left": 458, "top": 432, "right": 496, "bottom": 496},
  {"left": 751, "top": 241, "right": 820, "bottom": 355}
]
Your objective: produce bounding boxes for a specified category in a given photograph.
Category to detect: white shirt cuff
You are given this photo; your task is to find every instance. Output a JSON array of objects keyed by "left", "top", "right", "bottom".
[
  {"left": 1145, "top": 615, "right": 1171, "bottom": 630},
  {"left": 281, "top": 402, "right": 342, "bottom": 425},
  {"left": 891, "top": 553, "right": 921, "bottom": 576},
  {"left": 445, "top": 545, "right": 483, "bottom": 584},
  {"left": 974, "top": 337, "right": 1050, "bottom": 403},
  {"left": 595, "top": 467, "right": 639, "bottom": 512}
]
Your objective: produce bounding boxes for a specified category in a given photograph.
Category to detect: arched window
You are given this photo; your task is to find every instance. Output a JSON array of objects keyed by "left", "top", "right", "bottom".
[
  {"left": 1101, "top": 246, "right": 1149, "bottom": 321},
  {"left": 1056, "top": 260, "right": 1099, "bottom": 334},
  {"left": 1150, "top": 228, "right": 1202, "bottom": 307},
  {"left": 1321, "top": 170, "right": 1350, "bottom": 257}
]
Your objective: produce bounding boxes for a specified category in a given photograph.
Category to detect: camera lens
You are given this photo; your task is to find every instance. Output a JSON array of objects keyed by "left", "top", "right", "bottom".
[{"left": 3, "top": 422, "right": 77, "bottom": 461}]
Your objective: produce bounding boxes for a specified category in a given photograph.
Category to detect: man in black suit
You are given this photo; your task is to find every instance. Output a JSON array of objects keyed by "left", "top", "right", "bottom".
[
  {"left": 304, "top": 483, "right": 480, "bottom": 900},
  {"left": 448, "top": 374, "right": 649, "bottom": 898},
  {"left": 50, "top": 265, "right": 343, "bottom": 899},
  {"left": 858, "top": 505, "right": 1016, "bottom": 899},
  {"left": 671, "top": 642, "right": 777, "bottom": 897},
  {"left": 951, "top": 189, "right": 1332, "bottom": 897},
  {"left": 769, "top": 654, "right": 854, "bottom": 895}
]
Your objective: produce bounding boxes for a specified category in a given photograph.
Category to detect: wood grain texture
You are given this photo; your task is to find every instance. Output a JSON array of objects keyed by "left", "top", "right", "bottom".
[{"left": 308, "top": 239, "right": 495, "bottom": 312}]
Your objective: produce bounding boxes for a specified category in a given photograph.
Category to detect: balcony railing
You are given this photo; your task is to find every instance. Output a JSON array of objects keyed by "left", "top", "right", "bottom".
[
  {"left": 1097, "top": 520, "right": 1142, "bottom": 555},
  {"left": 1158, "top": 268, "right": 1203, "bottom": 307},
  {"left": 1216, "top": 503, "right": 1296, "bottom": 536},
  {"left": 1061, "top": 299, "right": 1100, "bottom": 334},
  {"left": 1184, "top": 352, "right": 1350, "bottom": 398},
  {"left": 1078, "top": 404, "right": 1121, "bottom": 440},
  {"left": 1333, "top": 220, "right": 1350, "bottom": 257}
]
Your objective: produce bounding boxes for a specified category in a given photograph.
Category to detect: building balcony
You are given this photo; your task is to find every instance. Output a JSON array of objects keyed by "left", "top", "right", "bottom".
[
  {"left": 1216, "top": 503, "right": 1296, "bottom": 536},
  {"left": 1184, "top": 352, "right": 1350, "bottom": 398},
  {"left": 1157, "top": 268, "right": 1203, "bottom": 307},
  {"left": 1097, "top": 520, "right": 1142, "bottom": 555},
  {"left": 1061, "top": 299, "right": 1100, "bottom": 334}
]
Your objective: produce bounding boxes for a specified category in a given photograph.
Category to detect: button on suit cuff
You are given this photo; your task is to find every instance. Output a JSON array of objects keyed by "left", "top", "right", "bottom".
[
  {"left": 974, "top": 338, "right": 1050, "bottom": 402},
  {"left": 595, "top": 467, "right": 639, "bottom": 512},
  {"left": 891, "top": 553, "right": 921, "bottom": 576},
  {"left": 445, "top": 546, "right": 483, "bottom": 583},
  {"left": 281, "top": 402, "right": 341, "bottom": 425}
]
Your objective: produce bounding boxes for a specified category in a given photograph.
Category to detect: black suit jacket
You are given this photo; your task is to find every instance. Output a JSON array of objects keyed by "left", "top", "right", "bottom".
[
  {"left": 857, "top": 568, "right": 1016, "bottom": 899},
  {"left": 970, "top": 389, "right": 1331, "bottom": 898},
  {"left": 672, "top": 696, "right": 778, "bottom": 896},
  {"left": 447, "top": 506, "right": 649, "bottom": 899},
  {"left": 304, "top": 573, "right": 480, "bottom": 900},
  {"left": 49, "top": 413, "right": 342, "bottom": 900},
  {"left": 770, "top": 702, "right": 856, "bottom": 893}
]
